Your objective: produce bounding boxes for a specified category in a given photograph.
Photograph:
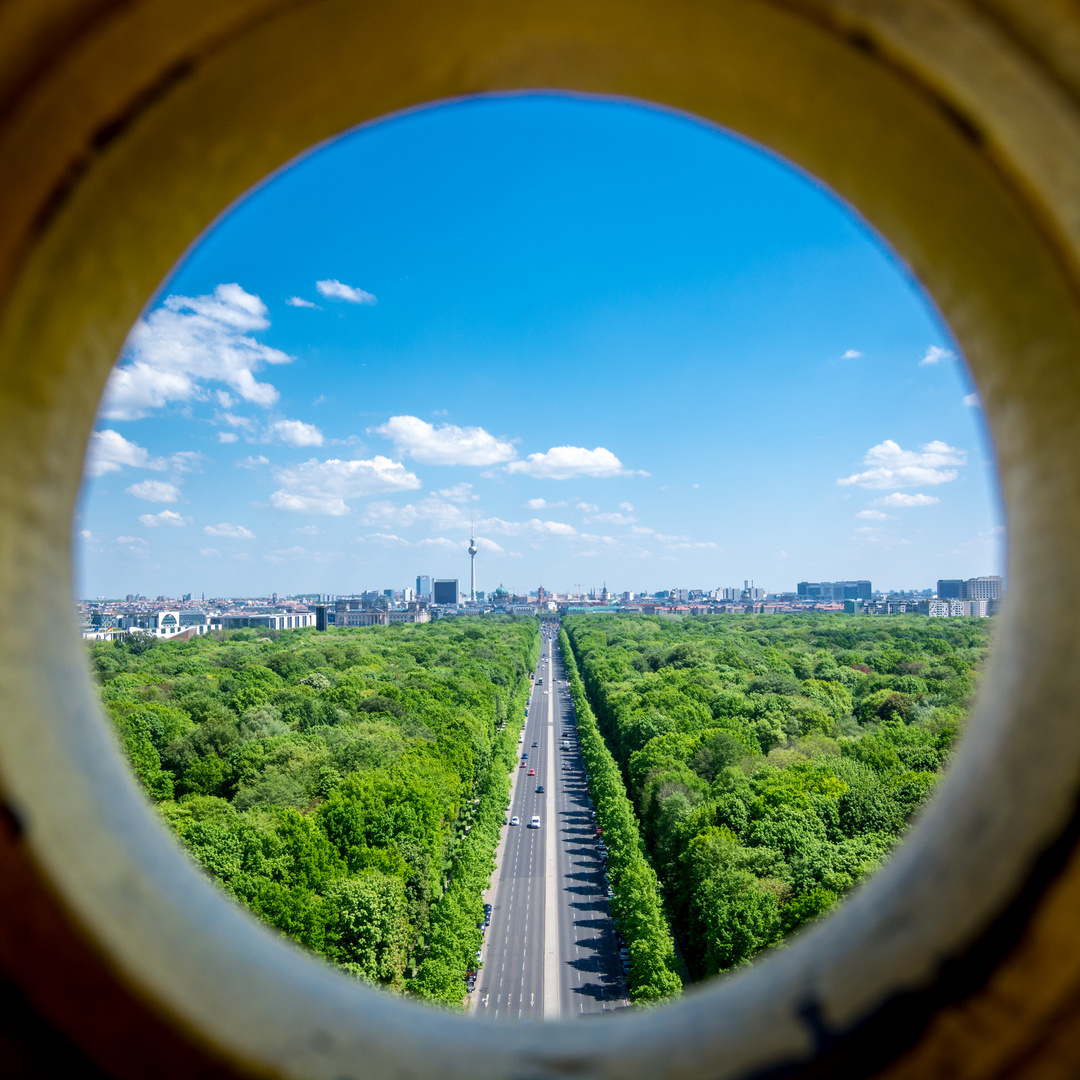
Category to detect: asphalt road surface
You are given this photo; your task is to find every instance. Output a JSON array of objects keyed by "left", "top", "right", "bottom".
[{"left": 473, "top": 626, "right": 629, "bottom": 1020}]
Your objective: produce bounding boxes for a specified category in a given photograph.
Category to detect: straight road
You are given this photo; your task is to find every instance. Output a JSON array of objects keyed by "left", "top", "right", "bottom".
[{"left": 474, "top": 625, "right": 628, "bottom": 1020}]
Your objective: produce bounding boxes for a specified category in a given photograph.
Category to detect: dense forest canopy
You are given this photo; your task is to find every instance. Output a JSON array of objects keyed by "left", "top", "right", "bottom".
[
  {"left": 89, "top": 618, "right": 539, "bottom": 1005},
  {"left": 563, "top": 612, "right": 992, "bottom": 979}
]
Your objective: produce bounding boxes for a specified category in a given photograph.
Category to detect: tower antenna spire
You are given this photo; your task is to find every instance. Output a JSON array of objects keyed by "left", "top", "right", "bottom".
[{"left": 468, "top": 511, "right": 477, "bottom": 602}]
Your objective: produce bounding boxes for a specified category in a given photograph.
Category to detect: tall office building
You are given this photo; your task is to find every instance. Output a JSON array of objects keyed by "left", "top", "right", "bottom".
[
  {"left": 798, "top": 580, "right": 872, "bottom": 601},
  {"left": 938, "top": 576, "right": 1004, "bottom": 600},
  {"left": 416, "top": 575, "right": 432, "bottom": 599},
  {"left": 966, "top": 575, "right": 1004, "bottom": 600},
  {"left": 432, "top": 579, "right": 459, "bottom": 605}
]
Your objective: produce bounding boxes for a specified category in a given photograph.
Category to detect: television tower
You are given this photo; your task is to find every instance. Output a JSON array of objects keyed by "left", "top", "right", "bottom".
[{"left": 468, "top": 512, "right": 477, "bottom": 602}]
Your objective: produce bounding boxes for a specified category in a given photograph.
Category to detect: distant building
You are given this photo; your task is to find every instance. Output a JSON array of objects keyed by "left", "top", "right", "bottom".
[
  {"left": 937, "top": 576, "right": 1004, "bottom": 601},
  {"left": 387, "top": 605, "right": 431, "bottom": 624},
  {"left": 432, "top": 579, "right": 459, "bottom": 605},
  {"left": 116, "top": 610, "right": 210, "bottom": 638},
  {"left": 921, "top": 599, "right": 951, "bottom": 617},
  {"left": 416, "top": 575, "right": 432, "bottom": 599},
  {"left": 966, "top": 576, "right": 1004, "bottom": 600},
  {"left": 798, "top": 580, "right": 872, "bottom": 601},
  {"left": 211, "top": 612, "right": 315, "bottom": 631}
]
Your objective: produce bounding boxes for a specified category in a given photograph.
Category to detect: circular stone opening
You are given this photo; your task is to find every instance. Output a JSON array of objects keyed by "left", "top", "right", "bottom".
[
  {"left": 75, "top": 89, "right": 1004, "bottom": 1017},
  {"left": 2, "top": 3, "right": 1080, "bottom": 1078}
]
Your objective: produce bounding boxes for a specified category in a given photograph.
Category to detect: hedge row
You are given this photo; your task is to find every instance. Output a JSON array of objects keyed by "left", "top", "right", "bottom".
[
  {"left": 559, "top": 627, "right": 683, "bottom": 1002},
  {"left": 409, "top": 635, "right": 539, "bottom": 1006}
]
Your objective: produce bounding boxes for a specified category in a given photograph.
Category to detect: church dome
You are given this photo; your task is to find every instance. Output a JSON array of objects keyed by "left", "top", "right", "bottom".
[{"left": 492, "top": 583, "right": 510, "bottom": 599}]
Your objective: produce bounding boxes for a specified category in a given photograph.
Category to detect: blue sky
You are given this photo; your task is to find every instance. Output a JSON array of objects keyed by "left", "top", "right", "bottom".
[{"left": 75, "top": 94, "right": 1003, "bottom": 599}]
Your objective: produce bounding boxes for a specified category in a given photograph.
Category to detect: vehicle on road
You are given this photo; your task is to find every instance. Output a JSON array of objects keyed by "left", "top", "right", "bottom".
[
  {"left": 519, "top": 761, "right": 526, "bottom": 768},
  {"left": 529, "top": 815, "right": 541, "bottom": 829},
  {"left": 536, "top": 785, "right": 544, "bottom": 793},
  {"left": 532, "top": 741, "right": 539, "bottom": 747},
  {"left": 510, "top": 816, "right": 520, "bottom": 826},
  {"left": 528, "top": 769, "right": 535, "bottom": 776}
]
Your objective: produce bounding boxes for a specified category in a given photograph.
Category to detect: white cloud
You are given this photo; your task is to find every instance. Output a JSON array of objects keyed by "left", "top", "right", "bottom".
[
  {"left": 837, "top": 440, "right": 965, "bottom": 489},
  {"left": 487, "top": 518, "right": 578, "bottom": 537},
  {"left": 585, "top": 511, "right": 637, "bottom": 526},
  {"left": 631, "top": 526, "right": 685, "bottom": 542},
  {"left": 219, "top": 432, "right": 239, "bottom": 444},
  {"left": 920, "top": 345, "right": 954, "bottom": 366},
  {"left": 126, "top": 479, "right": 180, "bottom": 503},
  {"left": 361, "top": 497, "right": 581, "bottom": 542},
  {"left": 264, "top": 546, "right": 314, "bottom": 563},
  {"left": 506, "top": 445, "right": 644, "bottom": 480},
  {"left": 361, "top": 495, "right": 469, "bottom": 531},
  {"left": 963, "top": 393, "right": 982, "bottom": 408},
  {"left": 841, "top": 349, "right": 863, "bottom": 359},
  {"left": 116, "top": 536, "right": 146, "bottom": 545},
  {"left": 619, "top": 502, "right": 634, "bottom": 512},
  {"left": 102, "top": 284, "right": 293, "bottom": 419},
  {"left": 203, "top": 522, "right": 255, "bottom": 539},
  {"left": 199, "top": 547, "right": 220, "bottom": 557},
  {"left": 576, "top": 502, "right": 600, "bottom": 512},
  {"left": 435, "top": 483, "right": 477, "bottom": 503},
  {"left": 856, "top": 509, "right": 891, "bottom": 520},
  {"left": 169, "top": 451, "right": 204, "bottom": 475},
  {"left": 416, "top": 537, "right": 460, "bottom": 550},
  {"left": 221, "top": 412, "right": 255, "bottom": 431},
  {"left": 372, "top": 415, "right": 516, "bottom": 465},
  {"left": 78, "top": 529, "right": 94, "bottom": 541},
  {"left": 316, "top": 279, "right": 377, "bottom": 305},
  {"left": 354, "top": 531, "right": 505, "bottom": 555},
  {"left": 85, "top": 430, "right": 153, "bottom": 477},
  {"left": 357, "top": 532, "right": 410, "bottom": 545},
  {"left": 271, "top": 455, "right": 420, "bottom": 516},
  {"left": 85, "top": 431, "right": 202, "bottom": 478},
  {"left": 269, "top": 418, "right": 324, "bottom": 447},
  {"left": 294, "top": 525, "right": 322, "bottom": 535},
  {"left": 286, "top": 296, "right": 320, "bottom": 309},
  {"left": 876, "top": 492, "right": 941, "bottom": 507},
  {"left": 139, "top": 510, "right": 191, "bottom": 527},
  {"left": 525, "top": 498, "right": 567, "bottom": 510},
  {"left": 238, "top": 455, "right": 270, "bottom": 469}
]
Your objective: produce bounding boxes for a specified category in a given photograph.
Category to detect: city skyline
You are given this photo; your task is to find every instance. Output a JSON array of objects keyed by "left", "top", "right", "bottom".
[{"left": 75, "top": 94, "right": 1003, "bottom": 598}]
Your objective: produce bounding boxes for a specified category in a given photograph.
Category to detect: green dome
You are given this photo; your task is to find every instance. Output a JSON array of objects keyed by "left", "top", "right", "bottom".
[{"left": 492, "top": 583, "right": 510, "bottom": 599}]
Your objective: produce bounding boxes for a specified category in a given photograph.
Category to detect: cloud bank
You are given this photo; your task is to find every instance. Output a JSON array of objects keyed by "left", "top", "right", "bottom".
[
  {"left": 372, "top": 415, "right": 516, "bottom": 466},
  {"left": 506, "top": 445, "right": 643, "bottom": 480},
  {"left": 271, "top": 456, "right": 421, "bottom": 516},
  {"left": 316, "top": 279, "right": 377, "bottom": 305},
  {"left": 837, "top": 440, "right": 965, "bottom": 489},
  {"left": 102, "top": 284, "right": 292, "bottom": 419}
]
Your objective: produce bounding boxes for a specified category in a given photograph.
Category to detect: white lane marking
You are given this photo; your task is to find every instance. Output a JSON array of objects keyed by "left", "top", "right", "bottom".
[{"left": 543, "top": 635, "right": 561, "bottom": 1021}]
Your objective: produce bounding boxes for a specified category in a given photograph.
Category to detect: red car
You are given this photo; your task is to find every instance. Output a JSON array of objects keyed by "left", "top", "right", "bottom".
[
  {"left": 519, "top": 761, "right": 526, "bottom": 768},
  {"left": 528, "top": 769, "right": 536, "bottom": 776}
]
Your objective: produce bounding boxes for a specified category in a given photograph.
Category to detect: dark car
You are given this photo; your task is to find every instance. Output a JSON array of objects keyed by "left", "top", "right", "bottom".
[{"left": 536, "top": 785, "right": 544, "bottom": 793}]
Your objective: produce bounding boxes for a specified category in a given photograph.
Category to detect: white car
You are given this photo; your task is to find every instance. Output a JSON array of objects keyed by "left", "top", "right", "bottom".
[
  {"left": 510, "top": 816, "right": 520, "bottom": 826},
  {"left": 529, "top": 815, "right": 541, "bottom": 829}
]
